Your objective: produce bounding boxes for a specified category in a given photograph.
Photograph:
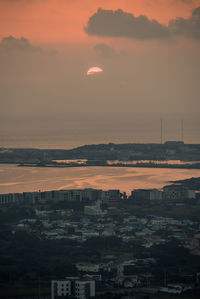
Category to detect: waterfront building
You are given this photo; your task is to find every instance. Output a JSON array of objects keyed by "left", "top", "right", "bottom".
[
  {"left": 163, "top": 185, "right": 195, "bottom": 201},
  {"left": 0, "top": 193, "right": 23, "bottom": 205},
  {"left": 131, "top": 189, "right": 162, "bottom": 201},
  {"left": 102, "top": 189, "right": 122, "bottom": 201}
]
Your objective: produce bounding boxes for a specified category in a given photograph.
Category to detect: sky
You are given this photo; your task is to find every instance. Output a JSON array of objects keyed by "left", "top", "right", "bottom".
[{"left": 0, "top": 0, "right": 200, "bottom": 148}]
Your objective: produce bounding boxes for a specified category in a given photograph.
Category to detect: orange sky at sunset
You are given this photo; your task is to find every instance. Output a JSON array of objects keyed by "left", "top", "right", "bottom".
[
  {"left": 0, "top": 0, "right": 199, "bottom": 44},
  {"left": 1, "top": 0, "right": 200, "bottom": 148}
]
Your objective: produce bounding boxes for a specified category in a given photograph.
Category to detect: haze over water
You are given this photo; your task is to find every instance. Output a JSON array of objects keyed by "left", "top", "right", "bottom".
[
  {"left": 1, "top": 164, "right": 200, "bottom": 195},
  {"left": 1, "top": 0, "right": 200, "bottom": 196},
  {"left": 1, "top": 116, "right": 199, "bottom": 149}
]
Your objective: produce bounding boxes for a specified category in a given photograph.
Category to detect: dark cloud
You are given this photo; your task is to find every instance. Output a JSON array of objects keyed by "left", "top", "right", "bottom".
[
  {"left": 169, "top": 6, "right": 200, "bottom": 39},
  {"left": 2, "top": 0, "right": 41, "bottom": 2},
  {"left": 85, "top": 8, "right": 170, "bottom": 40},
  {"left": 85, "top": 7, "right": 200, "bottom": 40},
  {"left": 180, "top": 0, "right": 194, "bottom": 3},
  {"left": 94, "top": 43, "right": 117, "bottom": 59},
  {"left": 0, "top": 36, "right": 42, "bottom": 53}
]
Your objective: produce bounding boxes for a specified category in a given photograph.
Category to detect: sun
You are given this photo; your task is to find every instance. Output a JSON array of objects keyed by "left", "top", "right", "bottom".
[{"left": 87, "top": 66, "right": 103, "bottom": 76}]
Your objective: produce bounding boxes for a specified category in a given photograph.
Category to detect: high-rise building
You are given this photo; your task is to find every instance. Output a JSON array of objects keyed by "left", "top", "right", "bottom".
[{"left": 51, "top": 277, "right": 95, "bottom": 299}]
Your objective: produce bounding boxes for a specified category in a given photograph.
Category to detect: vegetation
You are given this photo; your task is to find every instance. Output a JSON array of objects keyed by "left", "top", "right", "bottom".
[{"left": 117, "top": 200, "right": 200, "bottom": 221}]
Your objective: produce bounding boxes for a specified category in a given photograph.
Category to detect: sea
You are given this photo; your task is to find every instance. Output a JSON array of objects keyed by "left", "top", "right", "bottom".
[{"left": 1, "top": 164, "right": 200, "bottom": 195}]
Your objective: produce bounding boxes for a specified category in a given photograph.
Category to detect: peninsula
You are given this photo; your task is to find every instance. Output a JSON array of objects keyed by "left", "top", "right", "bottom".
[{"left": 1, "top": 141, "right": 200, "bottom": 169}]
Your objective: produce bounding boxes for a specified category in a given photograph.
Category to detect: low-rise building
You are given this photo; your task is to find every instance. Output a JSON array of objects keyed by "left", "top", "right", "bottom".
[
  {"left": 84, "top": 200, "right": 104, "bottom": 216},
  {"left": 76, "top": 263, "right": 100, "bottom": 273},
  {"left": 117, "top": 260, "right": 136, "bottom": 276},
  {"left": 116, "top": 275, "right": 139, "bottom": 288}
]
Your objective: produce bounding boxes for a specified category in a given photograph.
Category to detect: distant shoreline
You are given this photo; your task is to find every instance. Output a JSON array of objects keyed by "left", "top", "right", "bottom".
[
  {"left": 14, "top": 162, "right": 200, "bottom": 169},
  {"left": 1, "top": 141, "right": 200, "bottom": 169},
  {"left": 0, "top": 161, "right": 200, "bottom": 169}
]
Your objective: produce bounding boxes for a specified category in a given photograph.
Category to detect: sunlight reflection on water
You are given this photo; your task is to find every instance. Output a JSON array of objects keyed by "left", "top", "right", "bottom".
[{"left": 0, "top": 164, "right": 200, "bottom": 195}]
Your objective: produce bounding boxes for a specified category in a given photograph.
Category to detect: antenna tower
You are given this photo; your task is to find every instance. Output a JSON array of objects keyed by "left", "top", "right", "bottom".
[
  {"left": 160, "top": 119, "right": 163, "bottom": 144},
  {"left": 181, "top": 119, "right": 184, "bottom": 142}
]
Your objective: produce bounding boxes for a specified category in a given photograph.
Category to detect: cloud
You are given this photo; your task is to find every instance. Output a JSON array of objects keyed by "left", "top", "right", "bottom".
[
  {"left": 0, "top": 36, "right": 42, "bottom": 53},
  {"left": 85, "top": 7, "right": 200, "bottom": 40},
  {"left": 94, "top": 43, "right": 117, "bottom": 59},
  {"left": 180, "top": 0, "right": 194, "bottom": 3},
  {"left": 169, "top": 6, "right": 200, "bottom": 39},
  {"left": 1, "top": 0, "right": 42, "bottom": 2},
  {"left": 85, "top": 8, "right": 170, "bottom": 40}
]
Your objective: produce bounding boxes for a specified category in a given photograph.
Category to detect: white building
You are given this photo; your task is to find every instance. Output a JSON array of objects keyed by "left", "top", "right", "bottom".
[
  {"left": 51, "top": 277, "right": 95, "bottom": 299},
  {"left": 76, "top": 263, "right": 100, "bottom": 273},
  {"left": 51, "top": 280, "right": 71, "bottom": 298},
  {"left": 75, "top": 280, "right": 95, "bottom": 299},
  {"left": 84, "top": 200, "right": 104, "bottom": 216},
  {"left": 160, "top": 284, "right": 192, "bottom": 294}
]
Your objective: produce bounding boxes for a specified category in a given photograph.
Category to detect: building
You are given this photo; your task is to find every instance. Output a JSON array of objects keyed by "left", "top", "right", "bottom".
[
  {"left": 160, "top": 284, "right": 192, "bottom": 294},
  {"left": 0, "top": 188, "right": 122, "bottom": 206},
  {"left": 76, "top": 263, "right": 100, "bottom": 273},
  {"left": 131, "top": 189, "right": 162, "bottom": 202},
  {"left": 117, "top": 260, "right": 136, "bottom": 276},
  {"left": 84, "top": 200, "right": 104, "bottom": 216},
  {"left": 51, "top": 277, "right": 95, "bottom": 299},
  {"left": 102, "top": 189, "right": 122, "bottom": 201},
  {"left": 116, "top": 275, "right": 139, "bottom": 288},
  {"left": 75, "top": 280, "right": 95, "bottom": 299},
  {"left": 55, "top": 190, "right": 83, "bottom": 202},
  {"left": 163, "top": 185, "right": 195, "bottom": 201},
  {"left": 51, "top": 279, "right": 71, "bottom": 298},
  {"left": 0, "top": 193, "right": 23, "bottom": 205},
  {"left": 82, "top": 189, "right": 102, "bottom": 202}
]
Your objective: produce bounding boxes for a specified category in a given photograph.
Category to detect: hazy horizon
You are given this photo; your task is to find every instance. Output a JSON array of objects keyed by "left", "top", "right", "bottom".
[{"left": 1, "top": 0, "right": 200, "bottom": 148}]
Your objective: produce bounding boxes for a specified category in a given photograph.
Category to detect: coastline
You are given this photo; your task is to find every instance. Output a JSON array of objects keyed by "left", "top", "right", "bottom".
[{"left": 15, "top": 161, "right": 200, "bottom": 169}]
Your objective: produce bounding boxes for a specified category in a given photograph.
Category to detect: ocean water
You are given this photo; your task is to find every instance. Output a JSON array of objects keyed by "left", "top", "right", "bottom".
[{"left": 0, "top": 164, "right": 200, "bottom": 195}]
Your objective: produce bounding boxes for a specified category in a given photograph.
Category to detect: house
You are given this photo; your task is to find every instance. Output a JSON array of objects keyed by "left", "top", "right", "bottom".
[
  {"left": 159, "top": 284, "right": 192, "bottom": 294},
  {"left": 76, "top": 263, "right": 100, "bottom": 273},
  {"left": 116, "top": 275, "right": 139, "bottom": 288}
]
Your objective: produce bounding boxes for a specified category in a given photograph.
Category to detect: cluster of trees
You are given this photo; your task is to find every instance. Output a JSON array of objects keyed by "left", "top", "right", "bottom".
[
  {"left": 0, "top": 206, "right": 35, "bottom": 224},
  {"left": 0, "top": 229, "right": 77, "bottom": 285}
]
